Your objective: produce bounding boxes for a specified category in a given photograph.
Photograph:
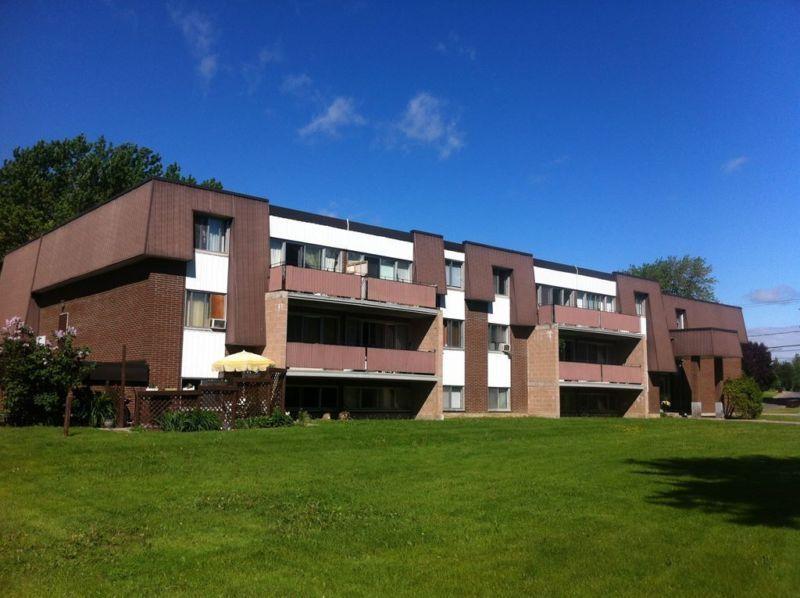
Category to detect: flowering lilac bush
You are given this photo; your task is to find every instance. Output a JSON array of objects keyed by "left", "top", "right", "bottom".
[{"left": 0, "top": 317, "right": 94, "bottom": 425}]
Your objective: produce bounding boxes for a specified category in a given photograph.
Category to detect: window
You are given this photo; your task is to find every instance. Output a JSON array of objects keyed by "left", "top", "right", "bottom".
[
  {"left": 273, "top": 239, "right": 342, "bottom": 272},
  {"left": 488, "top": 387, "right": 509, "bottom": 411},
  {"left": 342, "top": 318, "right": 409, "bottom": 349},
  {"left": 443, "top": 386, "right": 464, "bottom": 411},
  {"left": 445, "top": 260, "right": 463, "bottom": 288},
  {"left": 343, "top": 387, "right": 412, "bottom": 411},
  {"left": 537, "top": 285, "right": 575, "bottom": 307},
  {"left": 194, "top": 215, "right": 230, "bottom": 254},
  {"left": 493, "top": 269, "right": 510, "bottom": 295},
  {"left": 285, "top": 386, "right": 338, "bottom": 411},
  {"left": 287, "top": 314, "right": 340, "bottom": 344},
  {"left": 444, "top": 319, "right": 464, "bottom": 348},
  {"left": 184, "top": 291, "right": 226, "bottom": 328},
  {"left": 635, "top": 293, "right": 648, "bottom": 317},
  {"left": 347, "top": 252, "right": 412, "bottom": 282},
  {"left": 488, "top": 324, "right": 509, "bottom": 351},
  {"left": 676, "top": 309, "right": 687, "bottom": 330},
  {"left": 560, "top": 338, "right": 610, "bottom": 364}
]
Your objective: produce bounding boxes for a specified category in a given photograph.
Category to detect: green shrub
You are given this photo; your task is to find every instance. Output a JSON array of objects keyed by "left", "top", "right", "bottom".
[
  {"left": 160, "top": 409, "right": 221, "bottom": 432},
  {"left": 236, "top": 409, "right": 293, "bottom": 429},
  {"left": 74, "top": 391, "right": 115, "bottom": 427},
  {"left": 296, "top": 409, "right": 312, "bottom": 426},
  {"left": 721, "top": 376, "right": 763, "bottom": 419}
]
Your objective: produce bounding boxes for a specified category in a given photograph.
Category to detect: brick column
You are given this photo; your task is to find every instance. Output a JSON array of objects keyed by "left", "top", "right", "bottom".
[
  {"left": 464, "top": 301, "right": 489, "bottom": 412},
  {"left": 526, "top": 325, "right": 560, "bottom": 417},
  {"left": 264, "top": 291, "right": 288, "bottom": 368},
  {"left": 416, "top": 312, "right": 443, "bottom": 420},
  {"left": 510, "top": 326, "right": 532, "bottom": 413},
  {"left": 148, "top": 271, "right": 185, "bottom": 389},
  {"left": 622, "top": 336, "right": 649, "bottom": 418}
]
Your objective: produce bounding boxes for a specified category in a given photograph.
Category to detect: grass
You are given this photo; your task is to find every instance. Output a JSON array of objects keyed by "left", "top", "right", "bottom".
[{"left": 1, "top": 418, "right": 799, "bottom": 596}]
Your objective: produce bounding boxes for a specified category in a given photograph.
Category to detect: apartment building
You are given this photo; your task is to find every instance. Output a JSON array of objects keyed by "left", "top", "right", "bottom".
[{"left": 0, "top": 179, "right": 747, "bottom": 419}]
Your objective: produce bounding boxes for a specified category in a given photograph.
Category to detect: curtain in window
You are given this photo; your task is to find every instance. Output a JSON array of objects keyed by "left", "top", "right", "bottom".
[
  {"left": 304, "top": 245, "right": 323, "bottom": 270},
  {"left": 323, "top": 248, "right": 341, "bottom": 272},
  {"left": 210, "top": 294, "right": 226, "bottom": 319},
  {"left": 380, "top": 258, "right": 396, "bottom": 280},
  {"left": 270, "top": 239, "right": 284, "bottom": 266},
  {"left": 185, "top": 292, "right": 209, "bottom": 328},
  {"left": 205, "top": 218, "right": 227, "bottom": 253},
  {"left": 396, "top": 261, "right": 411, "bottom": 282}
]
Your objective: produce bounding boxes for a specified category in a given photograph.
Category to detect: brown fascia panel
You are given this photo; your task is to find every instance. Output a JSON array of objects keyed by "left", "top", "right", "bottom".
[
  {"left": 670, "top": 328, "right": 743, "bottom": 358},
  {"left": 661, "top": 294, "right": 748, "bottom": 343},
  {"left": 412, "top": 231, "right": 447, "bottom": 294},
  {"left": 0, "top": 238, "right": 41, "bottom": 325},
  {"left": 614, "top": 273, "right": 677, "bottom": 373},
  {"left": 11, "top": 179, "right": 270, "bottom": 348},
  {"left": 464, "top": 242, "right": 537, "bottom": 326}
]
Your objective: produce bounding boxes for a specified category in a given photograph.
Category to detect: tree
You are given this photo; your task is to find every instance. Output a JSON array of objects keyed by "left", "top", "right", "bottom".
[
  {"left": 773, "top": 355, "right": 800, "bottom": 391},
  {"left": 0, "top": 317, "right": 94, "bottom": 425},
  {"left": 0, "top": 135, "right": 222, "bottom": 257},
  {"left": 626, "top": 255, "right": 717, "bottom": 301},
  {"left": 741, "top": 341, "right": 775, "bottom": 390}
]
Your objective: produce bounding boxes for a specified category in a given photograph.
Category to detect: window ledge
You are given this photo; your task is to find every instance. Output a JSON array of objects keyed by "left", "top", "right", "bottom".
[{"left": 194, "top": 249, "right": 229, "bottom": 257}]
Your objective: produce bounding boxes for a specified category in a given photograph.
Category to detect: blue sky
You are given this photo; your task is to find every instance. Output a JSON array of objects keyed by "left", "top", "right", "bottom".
[{"left": 1, "top": 1, "right": 798, "bottom": 340}]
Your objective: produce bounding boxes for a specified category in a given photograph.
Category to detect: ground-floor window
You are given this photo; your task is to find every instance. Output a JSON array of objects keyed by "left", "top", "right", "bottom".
[
  {"left": 443, "top": 385, "right": 464, "bottom": 411},
  {"left": 343, "top": 387, "right": 412, "bottom": 411},
  {"left": 560, "top": 390, "right": 636, "bottom": 416},
  {"left": 285, "top": 386, "right": 338, "bottom": 411},
  {"left": 488, "top": 387, "right": 510, "bottom": 411}
]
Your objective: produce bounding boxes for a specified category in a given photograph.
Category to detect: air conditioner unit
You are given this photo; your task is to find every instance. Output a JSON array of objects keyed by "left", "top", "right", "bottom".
[
  {"left": 501, "top": 344, "right": 511, "bottom": 353},
  {"left": 210, "top": 318, "right": 227, "bottom": 331}
]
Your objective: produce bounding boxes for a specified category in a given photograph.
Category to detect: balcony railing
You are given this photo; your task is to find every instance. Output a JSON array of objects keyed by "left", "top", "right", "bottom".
[
  {"left": 269, "top": 265, "right": 436, "bottom": 309},
  {"left": 559, "top": 361, "right": 642, "bottom": 385},
  {"left": 539, "top": 304, "right": 640, "bottom": 334},
  {"left": 286, "top": 342, "right": 436, "bottom": 375}
]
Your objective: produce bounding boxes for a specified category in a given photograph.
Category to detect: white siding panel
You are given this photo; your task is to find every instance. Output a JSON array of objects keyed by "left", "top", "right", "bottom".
[
  {"left": 181, "top": 329, "right": 226, "bottom": 379},
  {"left": 444, "top": 249, "right": 465, "bottom": 262},
  {"left": 534, "top": 266, "right": 616, "bottom": 296},
  {"left": 186, "top": 251, "right": 229, "bottom": 293},
  {"left": 270, "top": 216, "right": 413, "bottom": 261},
  {"left": 442, "top": 349, "right": 465, "bottom": 386},
  {"left": 487, "top": 352, "right": 511, "bottom": 387},
  {"left": 441, "top": 289, "right": 465, "bottom": 320},
  {"left": 488, "top": 296, "right": 510, "bottom": 325}
]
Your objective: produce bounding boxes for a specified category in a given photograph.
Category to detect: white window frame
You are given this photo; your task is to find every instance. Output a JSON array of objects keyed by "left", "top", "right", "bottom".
[
  {"left": 443, "top": 385, "right": 464, "bottom": 411},
  {"left": 488, "top": 324, "right": 509, "bottom": 352},
  {"left": 488, "top": 387, "right": 510, "bottom": 412},
  {"left": 184, "top": 290, "right": 227, "bottom": 329},
  {"left": 194, "top": 215, "right": 231, "bottom": 255},
  {"left": 445, "top": 259, "right": 463, "bottom": 289}
]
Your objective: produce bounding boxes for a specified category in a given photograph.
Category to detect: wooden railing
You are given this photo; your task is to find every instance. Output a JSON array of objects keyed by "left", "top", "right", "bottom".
[
  {"left": 559, "top": 362, "right": 642, "bottom": 385},
  {"left": 539, "top": 305, "right": 640, "bottom": 333},
  {"left": 285, "top": 342, "right": 436, "bottom": 375}
]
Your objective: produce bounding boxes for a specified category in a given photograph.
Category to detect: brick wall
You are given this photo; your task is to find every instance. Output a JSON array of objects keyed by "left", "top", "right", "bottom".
[
  {"left": 527, "top": 325, "right": 560, "bottom": 417},
  {"left": 416, "top": 311, "right": 443, "bottom": 420},
  {"left": 510, "top": 326, "right": 532, "bottom": 413},
  {"left": 264, "top": 291, "right": 289, "bottom": 367},
  {"left": 36, "top": 259, "right": 185, "bottom": 389},
  {"left": 464, "top": 300, "right": 488, "bottom": 412}
]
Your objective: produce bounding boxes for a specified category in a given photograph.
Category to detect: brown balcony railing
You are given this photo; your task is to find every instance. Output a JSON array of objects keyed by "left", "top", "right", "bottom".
[
  {"left": 286, "top": 342, "right": 366, "bottom": 370},
  {"left": 269, "top": 264, "right": 437, "bottom": 309},
  {"left": 601, "top": 364, "right": 642, "bottom": 385},
  {"left": 365, "top": 277, "right": 437, "bottom": 308},
  {"left": 539, "top": 305, "right": 640, "bottom": 334},
  {"left": 270, "top": 265, "right": 362, "bottom": 299},
  {"left": 559, "top": 362, "right": 642, "bottom": 385},
  {"left": 285, "top": 342, "right": 436, "bottom": 375},
  {"left": 559, "top": 361, "right": 602, "bottom": 382},
  {"left": 366, "top": 347, "right": 436, "bottom": 375}
]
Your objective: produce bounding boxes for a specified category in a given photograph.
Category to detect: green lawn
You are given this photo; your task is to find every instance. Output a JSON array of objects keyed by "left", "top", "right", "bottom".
[{"left": 1, "top": 419, "right": 799, "bottom": 596}]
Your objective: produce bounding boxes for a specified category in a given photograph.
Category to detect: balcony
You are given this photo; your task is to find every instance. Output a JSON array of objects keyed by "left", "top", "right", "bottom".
[
  {"left": 559, "top": 361, "right": 642, "bottom": 385},
  {"left": 539, "top": 305, "right": 640, "bottom": 334},
  {"left": 269, "top": 265, "right": 436, "bottom": 309},
  {"left": 269, "top": 265, "right": 360, "bottom": 299},
  {"left": 286, "top": 342, "right": 436, "bottom": 375}
]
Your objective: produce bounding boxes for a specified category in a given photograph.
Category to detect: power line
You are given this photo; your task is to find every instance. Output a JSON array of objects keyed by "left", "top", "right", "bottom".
[
  {"left": 749, "top": 329, "right": 800, "bottom": 337},
  {"left": 742, "top": 299, "right": 800, "bottom": 308},
  {"left": 764, "top": 344, "right": 800, "bottom": 350}
]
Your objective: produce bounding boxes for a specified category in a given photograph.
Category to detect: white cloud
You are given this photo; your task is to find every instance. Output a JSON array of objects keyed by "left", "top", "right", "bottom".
[
  {"left": 298, "top": 97, "right": 366, "bottom": 138},
  {"left": 242, "top": 43, "right": 283, "bottom": 94},
  {"left": 395, "top": 92, "right": 464, "bottom": 158},
  {"left": 435, "top": 31, "right": 476, "bottom": 61},
  {"left": 281, "top": 73, "right": 313, "bottom": 96},
  {"left": 722, "top": 156, "right": 748, "bottom": 173},
  {"left": 746, "top": 285, "right": 800, "bottom": 304},
  {"left": 169, "top": 6, "right": 218, "bottom": 83}
]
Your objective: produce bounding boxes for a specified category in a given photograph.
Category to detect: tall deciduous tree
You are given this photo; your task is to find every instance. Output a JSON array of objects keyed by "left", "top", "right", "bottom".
[
  {"left": 0, "top": 135, "right": 222, "bottom": 257},
  {"left": 626, "top": 255, "right": 717, "bottom": 301},
  {"left": 741, "top": 341, "right": 775, "bottom": 390}
]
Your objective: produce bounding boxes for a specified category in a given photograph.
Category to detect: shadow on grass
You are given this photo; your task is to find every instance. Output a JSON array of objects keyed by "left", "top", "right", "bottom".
[{"left": 628, "top": 456, "right": 800, "bottom": 529}]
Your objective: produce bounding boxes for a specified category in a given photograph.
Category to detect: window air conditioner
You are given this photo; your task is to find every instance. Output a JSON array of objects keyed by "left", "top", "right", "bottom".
[
  {"left": 501, "top": 344, "right": 511, "bottom": 353},
  {"left": 210, "top": 318, "right": 227, "bottom": 331}
]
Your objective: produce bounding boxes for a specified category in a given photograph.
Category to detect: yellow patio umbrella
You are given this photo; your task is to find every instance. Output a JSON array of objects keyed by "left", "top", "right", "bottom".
[{"left": 212, "top": 350, "right": 275, "bottom": 373}]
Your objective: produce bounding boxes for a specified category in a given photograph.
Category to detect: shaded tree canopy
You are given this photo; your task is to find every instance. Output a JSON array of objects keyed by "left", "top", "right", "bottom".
[
  {"left": 0, "top": 134, "right": 222, "bottom": 257},
  {"left": 626, "top": 255, "right": 717, "bottom": 301},
  {"left": 741, "top": 341, "right": 775, "bottom": 390}
]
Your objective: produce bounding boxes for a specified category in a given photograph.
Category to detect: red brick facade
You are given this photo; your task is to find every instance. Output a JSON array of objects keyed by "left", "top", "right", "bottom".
[
  {"left": 36, "top": 259, "right": 185, "bottom": 389},
  {"left": 464, "top": 301, "right": 489, "bottom": 412}
]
